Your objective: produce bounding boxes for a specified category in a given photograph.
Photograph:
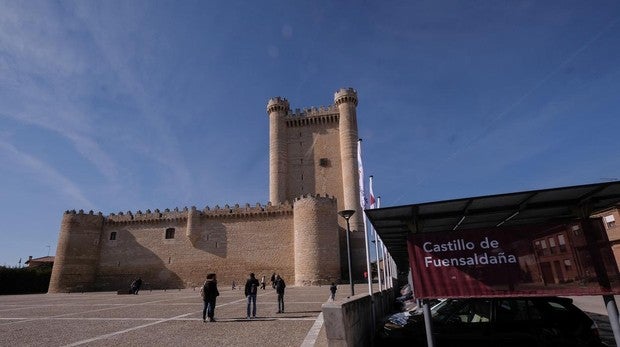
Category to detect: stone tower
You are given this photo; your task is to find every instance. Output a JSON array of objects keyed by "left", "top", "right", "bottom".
[
  {"left": 267, "top": 88, "right": 366, "bottom": 279},
  {"left": 293, "top": 195, "right": 340, "bottom": 285},
  {"left": 334, "top": 88, "right": 364, "bottom": 232},
  {"left": 48, "top": 211, "right": 104, "bottom": 292},
  {"left": 267, "top": 88, "right": 363, "bottom": 219},
  {"left": 267, "top": 97, "right": 290, "bottom": 205}
]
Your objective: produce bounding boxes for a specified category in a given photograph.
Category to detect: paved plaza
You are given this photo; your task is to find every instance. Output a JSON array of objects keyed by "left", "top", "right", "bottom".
[
  {"left": 2, "top": 286, "right": 618, "bottom": 347},
  {"left": 0, "top": 284, "right": 366, "bottom": 346}
]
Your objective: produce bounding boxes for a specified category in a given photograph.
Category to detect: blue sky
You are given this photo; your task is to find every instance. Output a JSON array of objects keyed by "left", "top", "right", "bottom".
[{"left": 1, "top": 1, "right": 619, "bottom": 267}]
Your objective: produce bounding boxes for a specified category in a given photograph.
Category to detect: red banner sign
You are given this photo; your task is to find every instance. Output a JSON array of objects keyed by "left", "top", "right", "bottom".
[{"left": 408, "top": 219, "right": 620, "bottom": 298}]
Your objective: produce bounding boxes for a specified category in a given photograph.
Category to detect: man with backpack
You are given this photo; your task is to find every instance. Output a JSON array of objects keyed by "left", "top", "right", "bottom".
[
  {"left": 201, "top": 273, "right": 219, "bottom": 322},
  {"left": 245, "top": 273, "right": 259, "bottom": 319}
]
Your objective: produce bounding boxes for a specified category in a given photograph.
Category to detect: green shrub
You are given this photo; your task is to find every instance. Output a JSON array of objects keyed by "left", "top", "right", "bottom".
[{"left": 0, "top": 266, "right": 52, "bottom": 294}]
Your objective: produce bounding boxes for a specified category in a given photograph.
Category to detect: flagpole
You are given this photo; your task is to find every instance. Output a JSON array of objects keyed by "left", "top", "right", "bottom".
[
  {"left": 378, "top": 196, "right": 389, "bottom": 287},
  {"left": 358, "top": 139, "right": 376, "bottom": 340},
  {"left": 383, "top": 245, "right": 392, "bottom": 288},
  {"left": 369, "top": 175, "right": 383, "bottom": 292},
  {"left": 358, "top": 139, "right": 373, "bottom": 297},
  {"left": 390, "top": 254, "right": 395, "bottom": 287}
]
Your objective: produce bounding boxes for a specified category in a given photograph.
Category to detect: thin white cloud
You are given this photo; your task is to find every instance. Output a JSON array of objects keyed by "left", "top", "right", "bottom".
[
  {"left": 0, "top": 140, "right": 94, "bottom": 208},
  {"left": 0, "top": 3, "right": 120, "bottom": 185},
  {"left": 69, "top": 2, "right": 194, "bottom": 194},
  {"left": 0, "top": 2, "right": 193, "bottom": 200}
]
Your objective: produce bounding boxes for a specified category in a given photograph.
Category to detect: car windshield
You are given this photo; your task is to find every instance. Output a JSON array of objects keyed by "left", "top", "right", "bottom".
[
  {"left": 431, "top": 299, "right": 492, "bottom": 324},
  {"left": 431, "top": 299, "right": 461, "bottom": 318}
]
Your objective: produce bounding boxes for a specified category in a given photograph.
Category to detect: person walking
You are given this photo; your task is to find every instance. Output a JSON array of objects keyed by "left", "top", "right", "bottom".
[
  {"left": 275, "top": 274, "right": 286, "bottom": 313},
  {"left": 260, "top": 275, "right": 266, "bottom": 290},
  {"left": 202, "top": 273, "right": 220, "bottom": 322},
  {"left": 131, "top": 277, "right": 142, "bottom": 295},
  {"left": 330, "top": 282, "right": 337, "bottom": 301},
  {"left": 245, "top": 273, "right": 259, "bottom": 319},
  {"left": 270, "top": 272, "right": 276, "bottom": 288}
]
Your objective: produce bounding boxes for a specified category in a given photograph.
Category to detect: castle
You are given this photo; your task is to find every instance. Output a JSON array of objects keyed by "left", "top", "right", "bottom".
[{"left": 48, "top": 88, "right": 368, "bottom": 292}]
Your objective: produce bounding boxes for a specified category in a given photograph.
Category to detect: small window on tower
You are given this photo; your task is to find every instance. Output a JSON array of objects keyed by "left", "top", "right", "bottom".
[
  {"left": 110, "top": 232, "right": 117, "bottom": 241},
  {"left": 165, "top": 228, "right": 175, "bottom": 239},
  {"left": 604, "top": 215, "right": 616, "bottom": 229},
  {"left": 319, "top": 158, "right": 330, "bottom": 167}
]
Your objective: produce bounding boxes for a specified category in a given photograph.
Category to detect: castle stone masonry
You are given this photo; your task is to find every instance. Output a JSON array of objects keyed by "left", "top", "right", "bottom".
[{"left": 49, "top": 88, "right": 367, "bottom": 292}]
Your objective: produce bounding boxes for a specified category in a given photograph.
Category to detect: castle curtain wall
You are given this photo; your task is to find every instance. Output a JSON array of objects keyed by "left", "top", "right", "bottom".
[
  {"left": 95, "top": 207, "right": 294, "bottom": 291},
  {"left": 50, "top": 206, "right": 295, "bottom": 292}
]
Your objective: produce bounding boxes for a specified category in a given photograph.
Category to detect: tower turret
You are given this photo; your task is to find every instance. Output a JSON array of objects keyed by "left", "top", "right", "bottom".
[
  {"left": 48, "top": 210, "right": 104, "bottom": 293},
  {"left": 186, "top": 206, "right": 201, "bottom": 245},
  {"left": 267, "top": 97, "right": 290, "bottom": 205},
  {"left": 335, "top": 88, "right": 363, "bottom": 232},
  {"left": 293, "top": 195, "right": 340, "bottom": 285}
]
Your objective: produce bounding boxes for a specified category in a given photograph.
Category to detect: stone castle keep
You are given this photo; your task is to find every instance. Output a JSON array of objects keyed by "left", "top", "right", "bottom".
[{"left": 48, "top": 88, "right": 368, "bottom": 292}]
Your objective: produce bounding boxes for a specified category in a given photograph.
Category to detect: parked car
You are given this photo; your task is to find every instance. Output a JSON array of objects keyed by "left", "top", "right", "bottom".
[{"left": 378, "top": 296, "right": 602, "bottom": 347}]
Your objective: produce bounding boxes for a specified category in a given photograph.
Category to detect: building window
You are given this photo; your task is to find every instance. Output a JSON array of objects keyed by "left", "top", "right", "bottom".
[
  {"left": 110, "top": 232, "right": 117, "bottom": 241},
  {"left": 564, "top": 259, "right": 572, "bottom": 271},
  {"left": 572, "top": 225, "right": 581, "bottom": 236},
  {"left": 165, "top": 228, "right": 175, "bottom": 239},
  {"left": 540, "top": 240, "right": 547, "bottom": 256},
  {"left": 319, "top": 158, "right": 330, "bottom": 167},
  {"left": 548, "top": 237, "right": 556, "bottom": 254},
  {"left": 604, "top": 215, "right": 616, "bottom": 229},
  {"left": 558, "top": 234, "right": 566, "bottom": 252}
]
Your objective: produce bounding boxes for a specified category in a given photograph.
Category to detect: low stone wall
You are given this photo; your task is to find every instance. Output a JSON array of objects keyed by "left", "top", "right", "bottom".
[{"left": 322, "top": 288, "right": 396, "bottom": 346}]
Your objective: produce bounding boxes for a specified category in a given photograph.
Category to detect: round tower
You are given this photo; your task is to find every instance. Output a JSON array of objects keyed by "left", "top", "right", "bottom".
[
  {"left": 293, "top": 195, "right": 340, "bottom": 285},
  {"left": 267, "top": 97, "right": 290, "bottom": 205},
  {"left": 48, "top": 211, "right": 104, "bottom": 293},
  {"left": 186, "top": 206, "right": 201, "bottom": 245},
  {"left": 335, "top": 88, "right": 363, "bottom": 232}
]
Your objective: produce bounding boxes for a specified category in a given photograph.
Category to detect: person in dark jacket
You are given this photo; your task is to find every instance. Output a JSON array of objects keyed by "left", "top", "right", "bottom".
[
  {"left": 245, "top": 273, "right": 260, "bottom": 319},
  {"left": 275, "top": 274, "right": 286, "bottom": 313},
  {"left": 131, "top": 277, "right": 142, "bottom": 295},
  {"left": 330, "top": 282, "right": 337, "bottom": 301},
  {"left": 202, "top": 273, "right": 220, "bottom": 322}
]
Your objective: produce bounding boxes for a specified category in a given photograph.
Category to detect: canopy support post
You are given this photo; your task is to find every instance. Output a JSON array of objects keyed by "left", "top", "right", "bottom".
[
  {"left": 604, "top": 295, "right": 620, "bottom": 346},
  {"left": 422, "top": 299, "right": 435, "bottom": 347}
]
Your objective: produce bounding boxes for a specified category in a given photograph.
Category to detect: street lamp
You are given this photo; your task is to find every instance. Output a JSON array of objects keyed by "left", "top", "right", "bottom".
[{"left": 338, "top": 209, "right": 356, "bottom": 296}]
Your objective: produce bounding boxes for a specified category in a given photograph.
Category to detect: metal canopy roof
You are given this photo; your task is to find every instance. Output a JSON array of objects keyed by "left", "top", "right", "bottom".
[{"left": 365, "top": 181, "right": 620, "bottom": 272}]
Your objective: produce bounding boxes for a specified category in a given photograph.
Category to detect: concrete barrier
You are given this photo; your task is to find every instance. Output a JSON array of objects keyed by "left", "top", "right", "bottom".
[{"left": 322, "top": 288, "right": 395, "bottom": 346}]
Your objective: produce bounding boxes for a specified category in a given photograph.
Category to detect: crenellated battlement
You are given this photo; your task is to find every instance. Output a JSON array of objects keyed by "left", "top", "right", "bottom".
[
  {"left": 63, "top": 195, "right": 337, "bottom": 226},
  {"left": 64, "top": 209, "right": 104, "bottom": 216},
  {"left": 287, "top": 104, "right": 339, "bottom": 117},
  {"left": 334, "top": 87, "right": 358, "bottom": 106},
  {"left": 267, "top": 96, "right": 290, "bottom": 114},
  {"left": 294, "top": 193, "right": 337, "bottom": 204},
  {"left": 65, "top": 202, "right": 296, "bottom": 226},
  {"left": 284, "top": 105, "right": 340, "bottom": 128},
  {"left": 201, "top": 201, "right": 293, "bottom": 219}
]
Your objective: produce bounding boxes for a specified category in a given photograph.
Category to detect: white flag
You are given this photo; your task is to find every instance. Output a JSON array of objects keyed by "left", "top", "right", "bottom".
[{"left": 357, "top": 139, "right": 367, "bottom": 209}]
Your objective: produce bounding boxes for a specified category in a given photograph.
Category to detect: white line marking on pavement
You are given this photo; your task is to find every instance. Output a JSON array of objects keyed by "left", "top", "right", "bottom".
[
  {"left": 61, "top": 311, "right": 198, "bottom": 347},
  {"left": 61, "top": 296, "right": 252, "bottom": 346},
  {"left": 301, "top": 312, "right": 324, "bottom": 347},
  {"left": 0, "top": 296, "right": 198, "bottom": 327}
]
